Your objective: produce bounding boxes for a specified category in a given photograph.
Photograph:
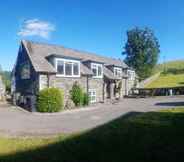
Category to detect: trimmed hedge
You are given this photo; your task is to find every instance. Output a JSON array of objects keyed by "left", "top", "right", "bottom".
[{"left": 37, "top": 88, "right": 64, "bottom": 113}]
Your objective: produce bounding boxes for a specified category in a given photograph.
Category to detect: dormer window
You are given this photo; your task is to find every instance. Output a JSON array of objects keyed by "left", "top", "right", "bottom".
[
  {"left": 114, "top": 67, "right": 122, "bottom": 78},
  {"left": 56, "top": 58, "right": 80, "bottom": 77},
  {"left": 91, "top": 63, "right": 103, "bottom": 78}
]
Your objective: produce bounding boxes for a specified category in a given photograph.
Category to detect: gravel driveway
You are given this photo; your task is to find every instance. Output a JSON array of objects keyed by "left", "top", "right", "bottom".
[{"left": 0, "top": 96, "right": 184, "bottom": 137}]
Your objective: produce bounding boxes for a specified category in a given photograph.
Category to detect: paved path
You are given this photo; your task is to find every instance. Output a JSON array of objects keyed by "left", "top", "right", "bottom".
[{"left": 0, "top": 96, "right": 184, "bottom": 137}]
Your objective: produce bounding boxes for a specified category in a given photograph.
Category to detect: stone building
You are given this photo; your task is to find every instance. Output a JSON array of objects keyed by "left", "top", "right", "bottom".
[{"left": 12, "top": 40, "right": 138, "bottom": 111}]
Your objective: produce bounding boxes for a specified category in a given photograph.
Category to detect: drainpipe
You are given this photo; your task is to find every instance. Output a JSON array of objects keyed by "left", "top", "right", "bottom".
[
  {"left": 87, "top": 75, "right": 89, "bottom": 94},
  {"left": 47, "top": 73, "right": 50, "bottom": 88}
]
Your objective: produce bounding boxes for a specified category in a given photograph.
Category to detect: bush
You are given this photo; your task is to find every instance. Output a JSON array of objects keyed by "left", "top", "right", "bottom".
[
  {"left": 37, "top": 88, "right": 64, "bottom": 112},
  {"left": 70, "top": 82, "right": 84, "bottom": 106},
  {"left": 83, "top": 92, "right": 89, "bottom": 106}
]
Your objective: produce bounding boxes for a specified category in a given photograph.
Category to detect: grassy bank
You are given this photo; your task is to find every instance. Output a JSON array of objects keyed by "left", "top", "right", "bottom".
[
  {"left": 153, "top": 60, "right": 184, "bottom": 74},
  {"left": 146, "top": 73, "right": 184, "bottom": 88},
  {"left": 0, "top": 108, "right": 184, "bottom": 162}
]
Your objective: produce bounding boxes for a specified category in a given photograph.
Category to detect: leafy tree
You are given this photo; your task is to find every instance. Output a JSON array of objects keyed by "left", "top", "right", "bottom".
[
  {"left": 123, "top": 27, "right": 160, "bottom": 80},
  {"left": 0, "top": 65, "right": 2, "bottom": 73}
]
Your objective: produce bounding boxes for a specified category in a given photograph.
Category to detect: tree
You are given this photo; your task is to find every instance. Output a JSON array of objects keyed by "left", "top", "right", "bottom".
[
  {"left": 0, "top": 65, "right": 11, "bottom": 93},
  {"left": 123, "top": 27, "right": 160, "bottom": 80},
  {"left": 0, "top": 65, "right": 2, "bottom": 74}
]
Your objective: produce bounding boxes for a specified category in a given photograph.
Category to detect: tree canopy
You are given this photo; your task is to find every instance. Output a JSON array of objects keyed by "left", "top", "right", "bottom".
[{"left": 123, "top": 27, "right": 160, "bottom": 80}]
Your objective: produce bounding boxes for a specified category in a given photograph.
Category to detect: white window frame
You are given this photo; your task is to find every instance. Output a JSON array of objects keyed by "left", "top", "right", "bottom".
[
  {"left": 91, "top": 63, "right": 103, "bottom": 78},
  {"left": 55, "top": 58, "right": 80, "bottom": 78},
  {"left": 114, "top": 67, "right": 122, "bottom": 77},
  {"left": 88, "top": 89, "right": 96, "bottom": 103}
]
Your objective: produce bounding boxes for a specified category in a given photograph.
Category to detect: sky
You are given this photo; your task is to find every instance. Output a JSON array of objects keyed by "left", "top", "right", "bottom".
[{"left": 1, "top": 0, "right": 184, "bottom": 71}]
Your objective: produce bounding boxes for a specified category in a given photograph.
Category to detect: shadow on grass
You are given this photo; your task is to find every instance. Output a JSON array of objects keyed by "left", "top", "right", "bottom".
[
  {"left": 179, "top": 82, "right": 184, "bottom": 85},
  {"left": 1, "top": 111, "right": 184, "bottom": 162},
  {"left": 155, "top": 101, "right": 184, "bottom": 107}
]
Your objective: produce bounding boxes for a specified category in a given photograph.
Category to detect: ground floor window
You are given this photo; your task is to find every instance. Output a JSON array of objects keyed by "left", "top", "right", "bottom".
[{"left": 88, "top": 89, "right": 96, "bottom": 103}]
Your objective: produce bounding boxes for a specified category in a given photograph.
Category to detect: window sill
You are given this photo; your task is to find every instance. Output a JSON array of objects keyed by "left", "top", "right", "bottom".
[
  {"left": 56, "top": 74, "right": 81, "bottom": 78},
  {"left": 92, "top": 76, "right": 103, "bottom": 79}
]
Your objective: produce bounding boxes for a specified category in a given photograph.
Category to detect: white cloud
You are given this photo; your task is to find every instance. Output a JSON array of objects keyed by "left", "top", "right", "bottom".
[{"left": 17, "top": 19, "right": 55, "bottom": 39}]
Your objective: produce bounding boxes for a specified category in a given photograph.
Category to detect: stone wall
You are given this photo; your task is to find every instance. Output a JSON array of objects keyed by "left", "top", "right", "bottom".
[
  {"left": 88, "top": 77, "right": 104, "bottom": 102},
  {"left": 52, "top": 75, "right": 88, "bottom": 103},
  {"left": 121, "top": 78, "right": 127, "bottom": 96},
  {"left": 39, "top": 73, "right": 138, "bottom": 106},
  {"left": 39, "top": 74, "right": 104, "bottom": 105}
]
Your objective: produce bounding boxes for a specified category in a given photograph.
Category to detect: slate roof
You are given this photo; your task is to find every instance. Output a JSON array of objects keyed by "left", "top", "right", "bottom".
[
  {"left": 22, "top": 40, "right": 129, "bottom": 78},
  {"left": 103, "top": 67, "right": 121, "bottom": 80}
]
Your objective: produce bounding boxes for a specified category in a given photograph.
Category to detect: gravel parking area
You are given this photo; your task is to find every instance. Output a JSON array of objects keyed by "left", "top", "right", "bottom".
[{"left": 0, "top": 96, "right": 183, "bottom": 137}]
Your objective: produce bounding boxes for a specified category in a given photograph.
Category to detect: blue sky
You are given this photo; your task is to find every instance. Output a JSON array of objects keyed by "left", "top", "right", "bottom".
[{"left": 1, "top": 0, "right": 184, "bottom": 70}]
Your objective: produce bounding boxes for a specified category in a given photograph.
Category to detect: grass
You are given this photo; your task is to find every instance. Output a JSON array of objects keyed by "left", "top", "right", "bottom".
[
  {"left": 153, "top": 60, "right": 184, "bottom": 74},
  {"left": 145, "top": 60, "right": 184, "bottom": 88},
  {"left": 1, "top": 108, "right": 184, "bottom": 162},
  {"left": 146, "top": 73, "right": 184, "bottom": 88}
]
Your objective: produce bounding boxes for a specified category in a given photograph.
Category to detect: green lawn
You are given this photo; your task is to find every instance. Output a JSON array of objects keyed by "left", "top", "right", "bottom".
[
  {"left": 146, "top": 73, "right": 184, "bottom": 88},
  {"left": 0, "top": 108, "right": 184, "bottom": 162}
]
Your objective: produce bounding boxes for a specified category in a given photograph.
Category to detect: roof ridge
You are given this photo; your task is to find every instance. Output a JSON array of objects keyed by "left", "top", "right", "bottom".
[{"left": 22, "top": 40, "right": 124, "bottom": 63}]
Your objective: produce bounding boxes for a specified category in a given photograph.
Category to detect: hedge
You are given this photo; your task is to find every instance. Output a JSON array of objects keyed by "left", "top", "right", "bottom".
[{"left": 37, "top": 88, "right": 64, "bottom": 112}]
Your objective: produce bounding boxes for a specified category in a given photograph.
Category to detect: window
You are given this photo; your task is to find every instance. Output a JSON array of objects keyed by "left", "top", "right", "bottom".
[
  {"left": 57, "top": 60, "right": 64, "bottom": 75},
  {"left": 65, "top": 62, "right": 72, "bottom": 76},
  {"left": 56, "top": 58, "right": 80, "bottom": 77},
  {"left": 128, "top": 70, "right": 135, "bottom": 80},
  {"left": 88, "top": 89, "right": 96, "bottom": 103},
  {"left": 91, "top": 63, "right": 103, "bottom": 78},
  {"left": 114, "top": 67, "right": 122, "bottom": 77},
  {"left": 73, "top": 62, "right": 79, "bottom": 75},
  {"left": 98, "top": 65, "right": 102, "bottom": 76},
  {"left": 20, "top": 62, "right": 30, "bottom": 79}
]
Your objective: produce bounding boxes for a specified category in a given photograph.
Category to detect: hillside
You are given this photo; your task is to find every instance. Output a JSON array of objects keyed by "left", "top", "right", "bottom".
[
  {"left": 153, "top": 60, "right": 184, "bottom": 74},
  {"left": 146, "top": 60, "right": 184, "bottom": 88}
]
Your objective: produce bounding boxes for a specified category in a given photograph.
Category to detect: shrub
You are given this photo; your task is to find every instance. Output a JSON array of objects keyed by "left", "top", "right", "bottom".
[
  {"left": 83, "top": 92, "right": 89, "bottom": 106},
  {"left": 70, "top": 82, "right": 84, "bottom": 106},
  {"left": 37, "top": 88, "right": 64, "bottom": 112}
]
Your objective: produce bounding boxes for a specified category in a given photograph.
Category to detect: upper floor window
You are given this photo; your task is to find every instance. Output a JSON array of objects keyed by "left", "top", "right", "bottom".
[
  {"left": 91, "top": 63, "right": 103, "bottom": 78},
  {"left": 20, "top": 62, "right": 30, "bottom": 79},
  {"left": 114, "top": 67, "right": 122, "bottom": 77},
  {"left": 128, "top": 70, "right": 135, "bottom": 80},
  {"left": 56, "top": 58, "right": 80, "bottom": 77}
]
